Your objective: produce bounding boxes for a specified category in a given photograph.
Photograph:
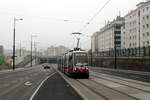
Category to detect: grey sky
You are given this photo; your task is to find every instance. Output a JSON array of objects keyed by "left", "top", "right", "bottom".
[{"left": 0, "top": 0, "right": 142, "bottom": 50}]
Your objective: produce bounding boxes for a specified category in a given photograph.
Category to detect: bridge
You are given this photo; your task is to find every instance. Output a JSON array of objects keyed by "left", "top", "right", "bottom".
[{"left": 38, "top": 56, "right": 58, "bottom": 64}]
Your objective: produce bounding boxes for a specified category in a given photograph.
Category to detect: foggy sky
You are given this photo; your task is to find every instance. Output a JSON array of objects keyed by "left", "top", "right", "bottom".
[{"left": 0, "top": 0, "right": 142, "bottom": 50}]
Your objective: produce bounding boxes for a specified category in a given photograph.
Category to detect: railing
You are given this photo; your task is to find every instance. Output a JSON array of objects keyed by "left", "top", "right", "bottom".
[{"left": 92, "top": 46, "right": 150, "bottom": 57}]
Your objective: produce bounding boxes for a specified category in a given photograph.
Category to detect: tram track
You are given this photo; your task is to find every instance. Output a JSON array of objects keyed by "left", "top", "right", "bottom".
[
  {"left": 92, "top": 71, "right": 150, "bottom": 87},
  {"left": 55, "top": 64, "right": 150, "bottom": 100},
  {"left": 91, "top": 74, "right": 150, "bottom": 94},
  {"left": 76, "top": 79, "right": 109, "bottom": 100},
  {"left": 91, "top": 72, "right": 150, "bottom": 93},
  {"left": 77, "top": 79, "right": 139, "bottom": 100}
]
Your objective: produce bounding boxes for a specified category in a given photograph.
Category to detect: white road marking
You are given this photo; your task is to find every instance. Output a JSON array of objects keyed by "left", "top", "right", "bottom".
[
  {"left": 24, "top": 81, "right": 32, "bottom": 86},
  {"left": 29, "top": 72, "right": 57, "bottom": 100}
]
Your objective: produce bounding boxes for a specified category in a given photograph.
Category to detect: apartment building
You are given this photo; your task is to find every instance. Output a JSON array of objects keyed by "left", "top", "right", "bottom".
[
  {"left": 46, "top": 45, "right": 69, "bottom": 56},
  {"left": 122, "top": 0, "right": 150, "bottom": 49},
  {"left": 91, "top": 16, "right": 124, "bottom": 52}
]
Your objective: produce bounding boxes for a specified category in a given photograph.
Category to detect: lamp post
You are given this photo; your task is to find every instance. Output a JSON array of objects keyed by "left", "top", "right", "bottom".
[
  {"left": 12, "top": 17, "right": 23, "bottom": 70},
  {"left": 34, "top": 42, "right": 40, "bottom": 64},
  {"left": 31, "top": 35, "right": 37, "bottom": 67}
]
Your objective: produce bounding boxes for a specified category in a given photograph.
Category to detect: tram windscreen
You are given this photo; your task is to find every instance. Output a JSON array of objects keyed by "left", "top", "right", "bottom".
[{"left": 74, "top": 53, "right": 88, "bottom": 66}]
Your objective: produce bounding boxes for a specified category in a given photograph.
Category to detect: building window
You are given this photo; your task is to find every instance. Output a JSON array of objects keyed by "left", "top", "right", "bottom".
[
  {"left": 116, "top": 26, "right": 121, "bottom": 29},
  {"left": 147, "top": 32, "right": 150, "bottom": 36},
  {"left": 143, "top": 41, "right": 145, "bottom": 46},
  {"left": 143, "top": 25, "right": 145, "bottom": 29},
  {"left": 146, "top": 7, "right": 149, "bottom": 11},
  {"left": 115, "top": 36, "right": 121, "bottom": 39},
  {"left": 147, "top": 41, "right": 149, "bottom": 46},
  {"left": 143, "top": 16, "right": 145, "bottom": 20},
  {"left": 146, "top": 24, "right": 149, "bottom": 28},
  {"left": 147, "top": 15, "right": 149, "bottom": 19},
  {"left": 143, "top": 8, "right": 145, "bottom": 12},
  {"left": 130, "top": 43, "right": 132, "bottom": 47},
  {"left": 143, "top": 33, "right": 145, "bottom": 37}
]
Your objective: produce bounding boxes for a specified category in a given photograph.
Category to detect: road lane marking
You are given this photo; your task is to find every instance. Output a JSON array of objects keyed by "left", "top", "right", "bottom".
[
  {"left": 29, "top": 72, "right": 57, "bottom": 100},
  {"left": 24, "top": 81, "right": 32, "bottom": 86}
]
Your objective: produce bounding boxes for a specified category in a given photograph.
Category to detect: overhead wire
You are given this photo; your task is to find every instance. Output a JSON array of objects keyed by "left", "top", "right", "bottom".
[
  {"left": 0, "top": 10, "right": 85, "bottom": 24},
  {"left": 79, "top": 0, "right": 111, "bottom": 32}
]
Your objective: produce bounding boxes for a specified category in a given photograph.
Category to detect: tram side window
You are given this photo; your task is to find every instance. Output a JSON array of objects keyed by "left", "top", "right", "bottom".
[{"left": 69, "top": 55, "right": 73, "bottom": 68}]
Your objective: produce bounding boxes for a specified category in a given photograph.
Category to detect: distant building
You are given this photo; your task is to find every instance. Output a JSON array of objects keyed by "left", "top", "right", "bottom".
[
  {"left": 122, "top": 0, "right": 150, "bottom": 48},
  {"left": 0, "top": 45, "right": 4, "bottom": 56},
  {"left": 46, "top": 45, "right": 70, "bottom": 56},
  {"left": 91, "top": 16, "right": 124, "bottom": 53}
]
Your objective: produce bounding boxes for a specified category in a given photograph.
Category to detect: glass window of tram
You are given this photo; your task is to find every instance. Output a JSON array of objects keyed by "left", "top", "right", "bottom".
[
  {"left": 74, "top": 53, "right": 88, "bottom": 67},
  {"left": 69, "top": 55, "right": 73, "bottom": 68}
]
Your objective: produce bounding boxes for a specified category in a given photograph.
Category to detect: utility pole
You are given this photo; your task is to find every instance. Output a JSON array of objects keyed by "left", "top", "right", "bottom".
[
  {"left": 19, "top": 42, "right": 21, "bottom": 57},
  {"left": 31, "top": 35, "right": 37, "bottom": 67},
  {"left": 12, "top": 17, "right": 23, "bottom": 70},
  {"left": 34, "top": 43, "right": 37, "bottom": 64},
  {"left": 31, "top": 36, "right": 33, "bottom": 67},
  {"left": 13, "top": 18, "right": 16, "bottom": 70},
  {"left": 34, "top": 42, "right": 39, "bottom": 64}
]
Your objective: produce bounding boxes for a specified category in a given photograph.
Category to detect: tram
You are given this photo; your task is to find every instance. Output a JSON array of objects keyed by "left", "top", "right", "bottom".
[{"left": 58, "top": 48, "right": 89, "bottom": 78}]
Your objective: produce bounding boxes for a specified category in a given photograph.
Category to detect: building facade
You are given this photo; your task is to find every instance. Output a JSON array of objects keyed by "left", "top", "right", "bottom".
[
  {"left": 91, "top": 32, "right": 99, "bottom": 53},
  {"left": 122, "top": 0, "right": 150, "bottom": 49},
  {"left": 46, "top": 45, "right": 70, "bottom": 56},
  {"left": 91, "top": 16, "right": 124, "bottom": 53}
]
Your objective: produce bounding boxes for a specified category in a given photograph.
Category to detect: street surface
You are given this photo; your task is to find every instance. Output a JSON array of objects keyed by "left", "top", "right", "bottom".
[
  {"left": 1, "top": 64, "right": 150, "bottom": 100},
  {"left": 0, "top": 65, "right": 54, "bottom": 100},
  {"left": 54, "top": 64, "right": 150, "bottom": 100},
  {"left": 91, "top": 67, "right": 150, "bottom": 83},
  {"left": 32, "top": 72, "right": 82, "bottom": 100},
  {"left": 0, "top": 64, "right": 82, "bottom": 100}
]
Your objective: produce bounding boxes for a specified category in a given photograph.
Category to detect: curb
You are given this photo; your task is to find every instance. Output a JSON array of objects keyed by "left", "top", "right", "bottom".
[{"left": 55, "top": 68, "right": 87, "bottom": 100}]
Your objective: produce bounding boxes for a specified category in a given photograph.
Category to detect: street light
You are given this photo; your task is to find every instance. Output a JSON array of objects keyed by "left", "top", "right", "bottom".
[
  {"left": 34, "top": 42, "right": 40, "bottom": 64},
  {"left": 31, "top": 35, "right": 37, "bottom": 67},
  {"left": 12, "top": 17, "right": 23, "bottom": 70}
]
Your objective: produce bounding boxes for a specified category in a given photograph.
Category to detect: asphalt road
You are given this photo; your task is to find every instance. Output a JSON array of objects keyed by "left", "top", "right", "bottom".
[
  {"left": 0, "top": 65, "right": 83, "bottom": 100},
  {"left": 91, "top": 67, "right": 150, "bottom": 83},
  {"left": 32, "top": 72, "right": 83, "bottom": 100},
  {"left": 0, "top": 65, "right": 55, "bottom": 100}
]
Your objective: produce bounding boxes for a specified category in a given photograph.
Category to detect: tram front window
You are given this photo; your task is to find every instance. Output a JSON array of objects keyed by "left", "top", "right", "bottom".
[{"left": 74, "top": 53, "right": 88, "bottom": 66}]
